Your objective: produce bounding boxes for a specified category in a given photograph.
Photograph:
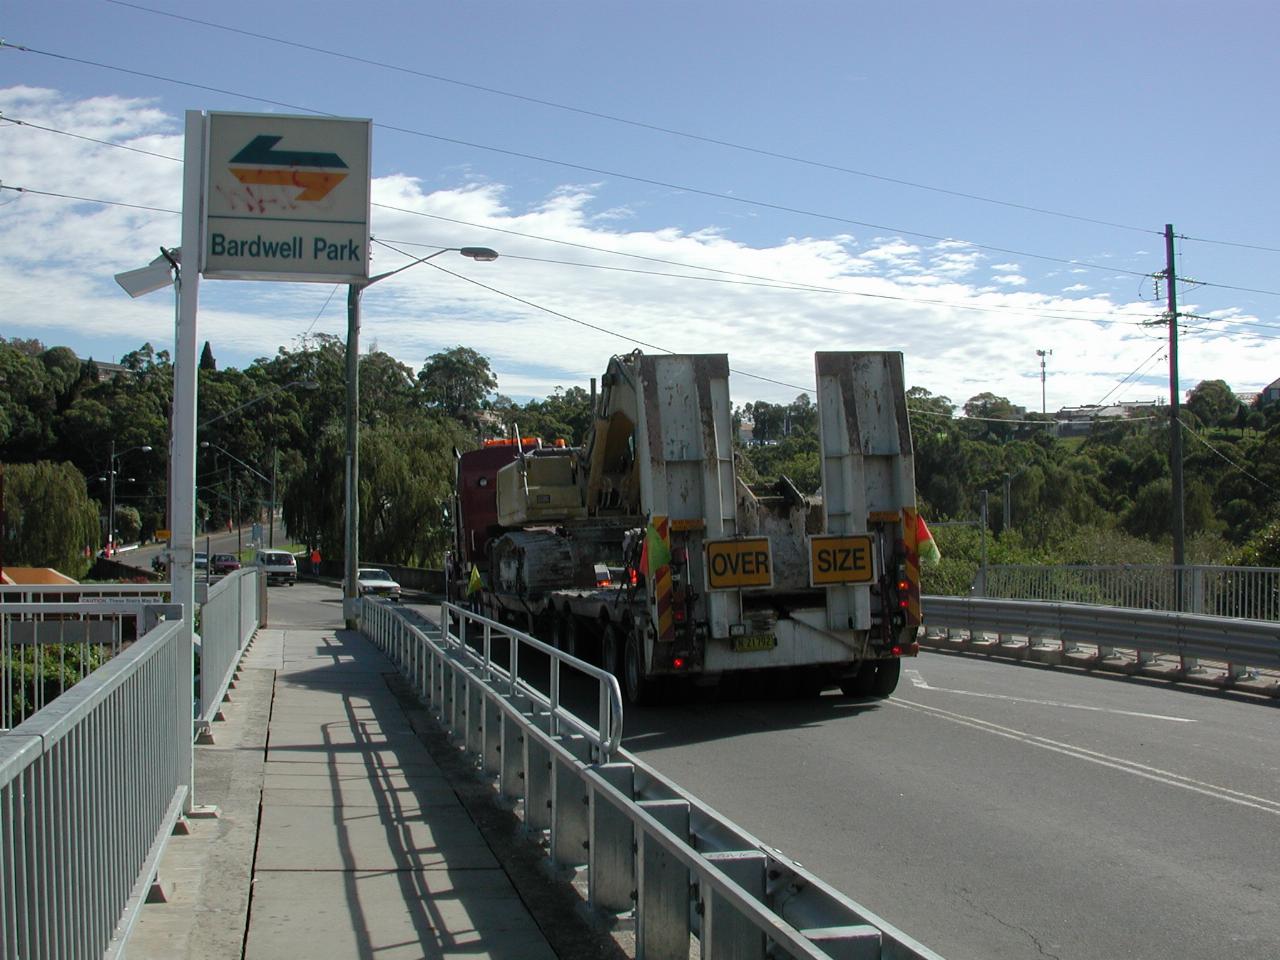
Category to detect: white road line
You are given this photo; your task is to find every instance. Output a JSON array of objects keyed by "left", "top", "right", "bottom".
[
  {"left": 901, "top": 670, "right": 1194, "bottom": 723},
  {"left": 889, "top": 697, "right": 1280, "bottom": 817}
]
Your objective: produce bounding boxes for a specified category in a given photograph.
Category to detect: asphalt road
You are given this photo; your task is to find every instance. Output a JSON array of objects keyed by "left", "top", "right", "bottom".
[
  {"left": 275, "top": 589, "right": 1280, "bottom": 960},
  {"left": 620, "top": 652, "right": 1280, "bottom": 960}
]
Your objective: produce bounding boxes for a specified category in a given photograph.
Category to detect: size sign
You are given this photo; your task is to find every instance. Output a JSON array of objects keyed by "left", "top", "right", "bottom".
[
  {"left": 705, "top": 537, "right": 773, "bottom": 590},
  {"left": 809, "top": 534, "right": 875, "bottom": 586}
]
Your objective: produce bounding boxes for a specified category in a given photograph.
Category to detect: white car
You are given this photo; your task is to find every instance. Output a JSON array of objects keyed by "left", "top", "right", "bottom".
[{"left": 356, "top": 567, "right": 401, "bottom": 601}]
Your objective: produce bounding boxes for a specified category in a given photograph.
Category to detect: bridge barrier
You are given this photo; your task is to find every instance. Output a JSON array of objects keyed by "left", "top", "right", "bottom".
[
  {"left": 984, "top": 564, "right": 1280, "bottom": 621},
  {"left": 360, "top": 598, "right": 947, "bottom": 960},
  {"left": 922, "top": 595, "right": 1280, "bottom": 692},
  {"left": 0, "top": 617, "right": 190, "bottom": 960},
  {"left": 1, "top": 589, "right": 178, "bottom": 731},
  {"left": 195, "top": 567, "right": 263, "bottom": 740}
]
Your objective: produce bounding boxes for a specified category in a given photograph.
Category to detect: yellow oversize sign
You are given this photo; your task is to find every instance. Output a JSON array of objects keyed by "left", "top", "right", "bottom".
[
  {"left": 705, "top": 537, "right": 773, "bottom": 590},
  {"left": 809, "top": 534, "right": 875, "bottom": 586}
]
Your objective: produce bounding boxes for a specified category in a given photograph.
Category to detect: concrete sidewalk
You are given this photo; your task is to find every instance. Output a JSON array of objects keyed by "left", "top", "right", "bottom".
[{"left": 128, "top": 623, "right": 559, "bottom": 960}]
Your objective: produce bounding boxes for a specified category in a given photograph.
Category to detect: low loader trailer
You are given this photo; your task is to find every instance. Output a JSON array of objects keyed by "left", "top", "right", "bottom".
[{"left": 449, "top": 350, "right": 924, "bottom": 704}]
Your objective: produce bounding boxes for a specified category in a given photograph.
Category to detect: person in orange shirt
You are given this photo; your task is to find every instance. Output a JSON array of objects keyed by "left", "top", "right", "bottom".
[{"left": 310, "top": 547, "right": 321, "bottom": 577}]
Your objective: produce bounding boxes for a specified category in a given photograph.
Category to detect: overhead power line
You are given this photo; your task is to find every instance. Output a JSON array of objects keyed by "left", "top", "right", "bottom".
[
  {"left": 0, "top": 183, "right": 179, "bottom": 214},
  {"left": 104, "top": 0, "right": 1163, "bottom": 238},
  {"left": 370, "top": 238, "right": 1141, "bottom": 425},
  {"left": 1, "top": 41, "right": 1170, "bottom": 285}
]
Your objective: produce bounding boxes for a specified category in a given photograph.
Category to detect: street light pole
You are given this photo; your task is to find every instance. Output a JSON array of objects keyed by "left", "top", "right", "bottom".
[
  {"left": 343, "top": 246, "right": 498, "bottom": 628},
  {"left": 107, "top": 441, "right": 152, "bottom": 555},
  {"left": 107, "top": 438, "right": 115, "bottom": 555}
]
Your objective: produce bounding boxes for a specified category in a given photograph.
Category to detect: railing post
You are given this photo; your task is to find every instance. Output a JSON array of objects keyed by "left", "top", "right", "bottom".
[
  {"left": 636, "top": 799, "right": 692, "bottom": 960},
  {"left": 701, "top": 851, "right": 767, "bottom": 959},
  {"left": 499, "top": 706, "right": 526, "bottom": 802},
  {"left": 551, "top": 735, "right": 591, "bottom": 870},
  {"left": 589, "top": 762, "right": 636, "bottom": 914},
  {"left": 523, "top": 724, "right": 553, "bottom": 833}
]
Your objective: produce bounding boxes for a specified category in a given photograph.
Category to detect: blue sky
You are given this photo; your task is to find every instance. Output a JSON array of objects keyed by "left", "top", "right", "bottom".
[{"left": 3, "top": 0, "right": 1277, "bottom": 411}]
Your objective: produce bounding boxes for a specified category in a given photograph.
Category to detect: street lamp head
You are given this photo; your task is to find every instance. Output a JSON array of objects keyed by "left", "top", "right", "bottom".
[
  {"left": 139, "top": 445, "right": 153, "bottom": 453},
  {"left": 114, "top": 249, "right": 180, "bottom": 299},
  {"left": 459, "top": 247, "right": 499, "bottom": 262}
]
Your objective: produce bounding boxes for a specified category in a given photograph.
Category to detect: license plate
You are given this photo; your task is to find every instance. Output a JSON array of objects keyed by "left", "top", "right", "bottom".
[{"left": 731, "top": 633, "right": 777, "bottom": 652}]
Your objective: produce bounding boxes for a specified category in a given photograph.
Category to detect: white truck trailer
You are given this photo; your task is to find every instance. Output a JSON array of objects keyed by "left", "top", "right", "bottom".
[{"left": 452, "top": 350, "right": 924, "bottom": 704}]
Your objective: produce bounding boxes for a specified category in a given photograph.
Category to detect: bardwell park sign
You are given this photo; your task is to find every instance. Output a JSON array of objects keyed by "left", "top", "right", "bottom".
[{"left": 202, "top": 113, "right": 371, "bottom": 283}]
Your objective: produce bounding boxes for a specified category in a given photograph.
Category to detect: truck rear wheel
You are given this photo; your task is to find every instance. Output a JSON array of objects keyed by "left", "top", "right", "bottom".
[
  {"left": 840, "top": 658, "right": 901, "bottom": 699},
  {"left": 553, "top": 608, "right": 579, "bottom": 659},
  {"left": 623, "top": 630, "right": 658, "bottom": 706},
  {"left": 871, "top": 657, "right": 901, "bottom": 696},
  {"left": 602, "top": 622, "right": 622, "bottom": 679}
]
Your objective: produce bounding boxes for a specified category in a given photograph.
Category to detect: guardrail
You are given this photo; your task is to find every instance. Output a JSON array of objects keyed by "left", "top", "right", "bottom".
[
  {"left": 984, "top": 564, "right": 1280, "bottom": 621},
  {"left": 922, "top": 595, "right": 1280, "bottom": 691},
  {"left": 360, "top": 598, "right": 946, "bottom": 960},
  {"left": 196, "top": 568, "right": 263, "bottom": 738},
  {"left": 0, "top": 583, "right": 172, "bottom": 604},
  {"left": 2, "top": 598, "right": 181, "bottom": 731},
  {"left": 0, "top": 617, "right": 190, "bottom": 960}
]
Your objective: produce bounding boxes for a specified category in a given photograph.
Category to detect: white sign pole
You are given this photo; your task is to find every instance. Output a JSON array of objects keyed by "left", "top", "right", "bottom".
[{"left": 174, "top": 110, "right": 206, "bottom": 815}]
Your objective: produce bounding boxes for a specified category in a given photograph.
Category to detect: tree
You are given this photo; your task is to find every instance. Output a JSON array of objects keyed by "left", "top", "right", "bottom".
[
  {"left": 1185, "top": 379, "right": 1238, "bottom": 430},
  {"left": 199, "top": 341, "right": 217, "bottom": 371},
  {"left": 962, "top": 392, "right": 1019, "bottom": 443},
  {"left": 417, "top": 347, "right": 497, "bottom": 426},
  {"left": 906, "top": 386, "right": 955, "bottom": 420},
  {"left": 518, "top": 386, "right": 594, "bottom": 445},
  {"left": 1, "top": 461, "right": 99, "bottom": 578}
]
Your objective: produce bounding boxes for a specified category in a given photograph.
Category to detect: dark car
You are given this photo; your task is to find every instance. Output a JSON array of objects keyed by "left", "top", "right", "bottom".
[{"left": 212, "top": 553, "right": 241, "bottom": 575}]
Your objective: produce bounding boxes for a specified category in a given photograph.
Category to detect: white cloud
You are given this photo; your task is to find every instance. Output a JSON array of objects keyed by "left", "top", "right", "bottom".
[
  {"left": 1063, "top": 283, "right": 1090, "bottom": 293},
  {"left": 1, "top": 87, "right": 1273, "bottom": 412}
]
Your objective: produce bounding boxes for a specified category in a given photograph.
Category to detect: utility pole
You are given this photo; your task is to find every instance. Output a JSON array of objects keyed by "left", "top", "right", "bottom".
[
  {"left": 269, "top": 447, "right": 278, "bottom": 549},
  {"left": 1036, "top": 349, "right": 1052, "bottom": 414},
  {"left": 1163, "top": 224, "right": 1186, "bottom": 573},
  {"left": 344, "top": 283, "right": 362, "bottom": 629}
]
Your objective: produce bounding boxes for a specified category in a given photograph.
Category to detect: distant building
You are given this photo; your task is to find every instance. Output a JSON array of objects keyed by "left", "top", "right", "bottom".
[
  {"left": 1, "top": 568, "right": 78, "bottom": 586},
  {"left": 1054, "top": 399, "right": 1165, "bottom": 437},
  {"left": 1261, "top": 378, "right": 1280, "bottom": 405},
  {"left": 77, "top": 356, "right": 131, "bottom": 382}
]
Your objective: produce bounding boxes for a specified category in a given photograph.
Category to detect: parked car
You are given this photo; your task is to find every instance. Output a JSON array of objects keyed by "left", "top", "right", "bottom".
[
  {"left": 212, "top": 553, "right": 241, "bottom": 575},
  {"left": 194, "top": 552, "right": 209, "bottom": 572},
  {"left": 255, "top": 549, "right": 297, "bottom": 586},
  {"left": 356, "top": 567, "right": 401, "bottom": 601}
]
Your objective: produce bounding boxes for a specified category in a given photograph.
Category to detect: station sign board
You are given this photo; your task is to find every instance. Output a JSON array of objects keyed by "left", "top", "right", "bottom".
[
  {"left": 202, "top": 113, "right": 371, "bottom": 283},
  {"left": 808, "top": 534, "right": 875, "bottom": 587},
  {"left": 705, "top": 537, "right": 773, "bottom": 590}
]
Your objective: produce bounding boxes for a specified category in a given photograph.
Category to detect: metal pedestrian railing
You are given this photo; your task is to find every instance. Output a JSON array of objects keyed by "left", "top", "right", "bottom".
[
  {"left": 1, "top": 593, "right": 180, "bottom": 732},
  {"left": 984, "top": 564, "right": 1280, "bottom": 621},
  {"left": 360, "top": 598, "right": 946, "bottom": 960},
  {"left": 195, "top": 568, "right": 263, "bottom": 739},
  {"left": 0, "top": 617, "right": 191, "bottom": 960}
]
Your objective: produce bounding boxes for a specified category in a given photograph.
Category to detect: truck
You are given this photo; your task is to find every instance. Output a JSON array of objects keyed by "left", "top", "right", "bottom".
[{"left": 448, "top": 350, "right": 923, "bottom": 705}]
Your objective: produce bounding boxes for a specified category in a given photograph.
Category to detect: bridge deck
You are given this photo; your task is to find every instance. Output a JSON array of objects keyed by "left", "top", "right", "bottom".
[{"left": 127, "top": 621, "right": 556, "bottom": 960}]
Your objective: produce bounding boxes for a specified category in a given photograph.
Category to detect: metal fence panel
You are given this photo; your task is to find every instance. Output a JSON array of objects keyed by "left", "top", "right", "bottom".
[
  {"left": 0, "top": 619, "right": 189, "bottom": 960},
  {"left": 2, "top": 601, "right": 181, "bottom": 732},
  {"left": 360, "top": 599, "right": 947, "bottom": 960},
  {"left": 196, "top": 568, "right": 262, "bottom": 733},
  {"left": 985, "top": 564, "right": 1280, "bottom": 621}
]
